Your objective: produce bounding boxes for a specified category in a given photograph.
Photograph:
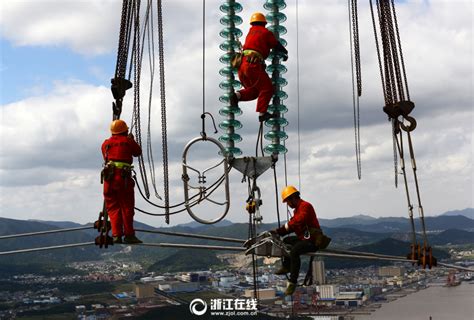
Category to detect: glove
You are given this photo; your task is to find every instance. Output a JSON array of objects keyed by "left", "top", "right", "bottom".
[{"left": 272, "top": 226, "right": 288, "bottom": 236}]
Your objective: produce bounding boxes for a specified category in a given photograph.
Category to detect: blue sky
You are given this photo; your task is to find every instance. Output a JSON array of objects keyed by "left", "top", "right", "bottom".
[
  {"left": 1, "top": 39, "right": 115, "bottom": 103},
  {"left": 0, "top": 0, "right": 472, "bottom": 226}
]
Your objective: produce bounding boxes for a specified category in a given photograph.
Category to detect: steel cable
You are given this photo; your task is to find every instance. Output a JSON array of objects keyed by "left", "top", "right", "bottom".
[{"left": 0, "top": 226, "right": 94, "bottom": 240}]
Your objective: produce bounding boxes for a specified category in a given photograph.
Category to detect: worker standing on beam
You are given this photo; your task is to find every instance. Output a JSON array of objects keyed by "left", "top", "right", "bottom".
[
  {"left": 272, "top": 186, "right": 331, "bottom": 295},
  {"left": 230, "top": 12, "right": 288, "bottom": 123},
  {"left": 101, "top": 119, "right": 143, "bottom": 244}
]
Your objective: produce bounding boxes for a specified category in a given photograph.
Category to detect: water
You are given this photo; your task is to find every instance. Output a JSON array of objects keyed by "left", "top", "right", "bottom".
[{"left": 355, "top": 282, "right": 474, "bottom": 320}]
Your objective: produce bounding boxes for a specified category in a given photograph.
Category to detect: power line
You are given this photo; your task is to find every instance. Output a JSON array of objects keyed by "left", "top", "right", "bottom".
[
  {"left": 0, "top": 226, "right": 94, "bottom": 240},
  {"left": 134, "top": 242, "right": 243, "bottom": 251},
  {"left": 0, "top": 242, "right": 96, "bottom": 256},
  {"left": 135, "top": 228, "right": 244, "bottom": 244}
]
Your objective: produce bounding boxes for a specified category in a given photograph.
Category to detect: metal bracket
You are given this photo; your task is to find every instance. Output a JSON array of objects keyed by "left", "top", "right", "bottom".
[
  {"left": 230, "top": 156, "right": 274, "bottom": 180},
  {"left": 244, "top": 231, "right": 289, "bottom": 257}
]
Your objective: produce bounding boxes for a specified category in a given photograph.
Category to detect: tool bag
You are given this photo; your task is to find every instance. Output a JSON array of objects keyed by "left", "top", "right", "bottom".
[
  {"left": 309, "top": 227, "right": 332, "bottom": 250},
  {"left": 101, "top": 162, "right": 115, "bottom": 183}
]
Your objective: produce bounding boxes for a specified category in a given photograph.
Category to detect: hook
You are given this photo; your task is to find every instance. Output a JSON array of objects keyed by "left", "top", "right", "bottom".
[{"left": 200, "top": 112, "right": 218, "bottom": 138}]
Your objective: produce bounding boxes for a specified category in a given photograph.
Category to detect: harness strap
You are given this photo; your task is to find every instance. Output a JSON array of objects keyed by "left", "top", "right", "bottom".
[
  {"left": 108, "top": 161, "right": 133, "bottom": 169},
  {"left": 243, "top": 49, "right": 263, "bottom": 59}
]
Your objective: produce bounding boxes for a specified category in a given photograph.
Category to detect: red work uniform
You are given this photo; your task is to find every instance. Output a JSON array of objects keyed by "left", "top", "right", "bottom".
[
  {"left": 101, "top": 135, "right": 142, "bottom": 238},
  {"left": 282, "top": 199, "right": 321, "bottom": 241},
  {"left": 238, "top": 25, "right": 279, "bottom": 113}
]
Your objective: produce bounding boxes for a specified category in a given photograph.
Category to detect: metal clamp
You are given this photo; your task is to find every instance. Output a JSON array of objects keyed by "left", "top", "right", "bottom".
[{"left": 182, "top": 136, "right": 230, "bottom": 224}]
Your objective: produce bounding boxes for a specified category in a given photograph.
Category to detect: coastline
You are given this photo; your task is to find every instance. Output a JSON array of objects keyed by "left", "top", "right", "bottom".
[{"left": 353, "top": 281, "right": 474, "bottom": 320}]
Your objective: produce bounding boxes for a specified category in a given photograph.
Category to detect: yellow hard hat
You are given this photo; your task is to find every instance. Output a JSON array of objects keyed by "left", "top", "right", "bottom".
[
  {"left": 110, "top": 119, "right": 128, "bottom": 134},
  {"left": 281, "top": 186, "right": 299, "bottom": 203},
  {"left": 250, "top": 12, "right": 267, "bottom": 24}
]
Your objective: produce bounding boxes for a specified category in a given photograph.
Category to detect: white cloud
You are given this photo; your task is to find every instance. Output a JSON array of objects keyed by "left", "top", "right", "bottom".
[
  {"left": 0, "top": 0, "right": 120, "bottom": 55},
  {"left": 0, "top": 0, "right": 472, "bottom": 226}
]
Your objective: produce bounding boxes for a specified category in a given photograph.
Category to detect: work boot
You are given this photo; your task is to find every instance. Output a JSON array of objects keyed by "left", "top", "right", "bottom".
[
  {"left": 258, "top": 112, "right": 277, "bottom": 122},
  {"left": 123, "top": 235, "right": 143, "bottom": 244},
  {"left": 274, "top": 266, "right": 290, "bottom": 275},
  {"left": 285, "top": 282, "right": 297, "bottom": 296},
  {"left": 229, "top": 92, "right": 239, "bottom": 107},
  {"left": 113, "top": 236, "right": 123, "bottom": 244}
]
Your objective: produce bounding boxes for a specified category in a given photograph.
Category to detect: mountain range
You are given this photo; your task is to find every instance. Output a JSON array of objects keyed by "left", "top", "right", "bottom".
[{"left": 0, "top": 209, "right": 472, "bottom": 275}]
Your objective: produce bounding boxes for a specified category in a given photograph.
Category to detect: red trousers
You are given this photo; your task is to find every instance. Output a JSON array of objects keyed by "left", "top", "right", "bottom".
[
  {"left": 238, "top": 59, "right": 274, "bottom": 113},
  {"left": 103, "top": 170, "right": 136, "bottom": 237}
]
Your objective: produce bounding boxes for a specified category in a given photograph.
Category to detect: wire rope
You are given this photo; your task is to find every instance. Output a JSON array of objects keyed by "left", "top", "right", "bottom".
[
  {"left": 296, "top": 0, "right": 302, "bottom": 191},
  {"left": 135, "top": 229, "right": 244, "bottom": 243},
  {"left": 0, "top": 226, "right": 94, "bottom": 240}
]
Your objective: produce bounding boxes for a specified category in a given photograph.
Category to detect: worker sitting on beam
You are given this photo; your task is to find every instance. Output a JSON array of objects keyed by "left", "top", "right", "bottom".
[{"left": 271, "top": 186, "right": 331, "bottom": 295}]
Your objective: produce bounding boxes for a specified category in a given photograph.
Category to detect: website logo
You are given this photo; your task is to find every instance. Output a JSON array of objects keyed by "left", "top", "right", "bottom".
[{"left": 189, "top": 298, "right": 208, "bottom": 316}]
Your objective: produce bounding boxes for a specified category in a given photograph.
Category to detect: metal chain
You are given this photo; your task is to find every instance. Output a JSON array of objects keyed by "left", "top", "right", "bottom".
[
  {"left": 157, "top": 0, "right": 170, "bottom": 223},
  {"left": 351, "top": 0, "right": 362, "bottom": 97},
  {"left": 377, "top": 0, "right": 399, "bottom": 184},
  {"left": 115, "top": 0, "right": 131, "bottom": 79},
  {"left": 348, "top": 0, "right": 362, "bottom": 179},
  {"left": 132, "top": 0, "right": 151, "bottom": 199},
  {"left": 372, "top": 1, "right": 428, "bottom": 248},
  {"left": 144, "top": 0, "right": 162, "bottom": 200},
  {"left": 369, "top": 0, "right": 386, "bottom": 102},
  {"left": 391, "top": 0, "right": 410, "bottom": 100},
  {"left": 385, "top": 1, "right": 404, "bottom": 102}
]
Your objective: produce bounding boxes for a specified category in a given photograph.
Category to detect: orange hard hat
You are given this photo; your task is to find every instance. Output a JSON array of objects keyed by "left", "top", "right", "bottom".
[
  {"left": 281, "top": 186, "right": 299, "bottom": 203},
  {"left": 110, "top": 119, "right": 128, "bottom": 134},
  {"left": 250, "top": 12, "right": 267, "bottom": 24}
]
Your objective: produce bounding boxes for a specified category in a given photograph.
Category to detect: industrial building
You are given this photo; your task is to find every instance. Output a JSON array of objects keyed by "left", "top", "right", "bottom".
[
  {"left": 157, "top": 281, "right": 199, "bottom": 293},
  {"left": 243, "top": 288, "right": 276, "bottom": 300},
  {"left": 311, "top": 259, "right": 326, "bottom": 285},
  {"left": 134, "top": 284, "right": 155, "bottom": 299},
  {"left": 335, "top": 291, "right": 364, "bottom": 307},
  {"left": 378, "top": 266, "right": 405, "bottom": 277}
]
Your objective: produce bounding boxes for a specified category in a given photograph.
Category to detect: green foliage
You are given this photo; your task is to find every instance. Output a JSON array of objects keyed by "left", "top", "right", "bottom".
[{"left": 147, "top": 249, "right": 224, "bottom": 273}]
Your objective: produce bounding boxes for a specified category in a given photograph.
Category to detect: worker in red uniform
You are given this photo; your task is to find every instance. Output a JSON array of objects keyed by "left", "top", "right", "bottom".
[
  {"left": 230, "top": 12, "right": 288, "bottom": 122},
  {"left": 272, "top": 186, "right": 331, "bottom": 295},
  {"left": 101, "top": 119, "right": 142, "bottom": 244}
]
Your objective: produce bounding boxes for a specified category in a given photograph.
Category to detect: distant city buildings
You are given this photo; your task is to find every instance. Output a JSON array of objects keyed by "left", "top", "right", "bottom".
[
  {"left": 135, "top": 284, "right": 155, "bottom": 299},
  {"left": 378, "top": 266, "right": 405, "bottom": 277},
  {"left": 312, "top": 259, "right": 326, "bottom": 285},
  {"left": 316, "top": 284, "right": 338, "bottom": 299},
  {"left": 243, "top": 288, "right": 276, "bottom": 300}
]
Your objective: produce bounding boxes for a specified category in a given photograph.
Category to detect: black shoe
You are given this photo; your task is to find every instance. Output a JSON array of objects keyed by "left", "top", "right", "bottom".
[
  {"left": 113, "top": 236, "right": 123, "bottom": 244},
  {"left": 285, "top": 282, "right": 297, "bottom": 296},
  {"left": 274, "top": 266, "right": 290, "bottom": 275},
  {"left": 258, "top": 112, "right": 277, "bottom": 122},
  {"left": 123, "top": 235, "right": 143, "bottom": 244},
  {"left": 229, "top": 92, "right": 239, "bottom": 107}
]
